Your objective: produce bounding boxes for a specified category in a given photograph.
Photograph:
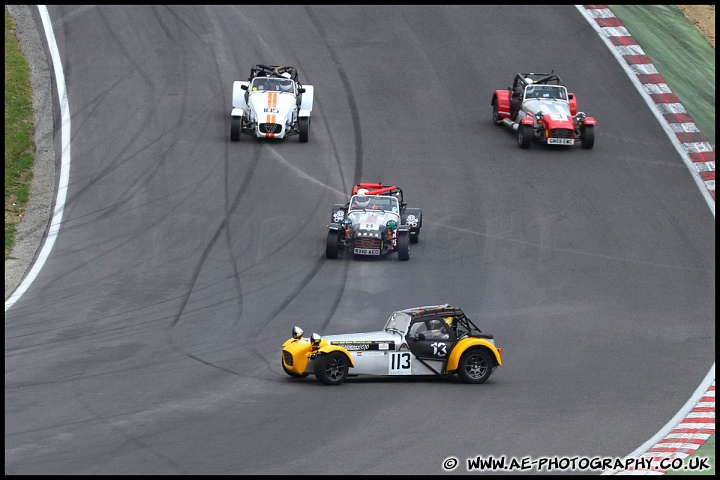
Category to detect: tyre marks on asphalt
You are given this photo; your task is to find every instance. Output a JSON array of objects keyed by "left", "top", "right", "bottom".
[{"left": 579, "top": 5, "right": 715, "bottom": 207}]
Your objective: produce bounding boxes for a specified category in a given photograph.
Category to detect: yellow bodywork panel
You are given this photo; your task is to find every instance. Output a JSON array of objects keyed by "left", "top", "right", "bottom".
[
  {"left": 445, "top": 338, "right": 502, "bottom": 372},
  {"left": 281, "top": 338, "right": 354, "bottom": 375}
]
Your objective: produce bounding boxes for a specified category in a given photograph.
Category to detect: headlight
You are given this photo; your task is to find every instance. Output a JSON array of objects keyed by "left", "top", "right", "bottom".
[
  {"left": 292, "top": 326, "right": 303, "bottom": 339},
  {"left": 310, "top": 332, "right": 323, "bottom": 348},
  {"left": 386, "top": 220, "right": 397, "bottom": 230}
]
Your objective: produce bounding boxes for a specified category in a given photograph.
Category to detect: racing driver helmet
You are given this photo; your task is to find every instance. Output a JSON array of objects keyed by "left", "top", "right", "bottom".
[{"left": 354, "top": 194, "right": 371, "bottom": 209}]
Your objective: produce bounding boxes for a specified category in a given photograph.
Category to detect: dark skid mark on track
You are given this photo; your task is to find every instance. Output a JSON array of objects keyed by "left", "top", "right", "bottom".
[
  {"left": 167, "top": 6, "right": 360, "bottom": 373},
  {"left": 169, "top": 148, "right": 262, "bottom": 329},
  {"left": 304, "top": 5, "right": 364, "bottom": 185}
]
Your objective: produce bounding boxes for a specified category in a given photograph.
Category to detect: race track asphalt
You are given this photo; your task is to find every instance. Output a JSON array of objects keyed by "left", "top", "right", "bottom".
[{"left": 5, "top": 5, "right": 715, "bottom": 475}]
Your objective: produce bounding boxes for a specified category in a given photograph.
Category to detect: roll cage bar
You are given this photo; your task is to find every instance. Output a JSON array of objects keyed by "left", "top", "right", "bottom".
[
  {"left": 248, "top": 64, "right": 299, "bottom": 83},
  {"left": 351, "top": 182, "right": 405, "bottom": 206},
  {"left": 513, "top": 71, "right": 565, "bottom": 90},
  {"left": 400, "top": 304, "right": 486, "bottom": 336}
]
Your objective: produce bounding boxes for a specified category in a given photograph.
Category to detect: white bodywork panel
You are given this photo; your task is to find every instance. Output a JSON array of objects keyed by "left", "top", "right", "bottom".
[{"left": 300, "top": 85, "right": 314, "bottom": 112}]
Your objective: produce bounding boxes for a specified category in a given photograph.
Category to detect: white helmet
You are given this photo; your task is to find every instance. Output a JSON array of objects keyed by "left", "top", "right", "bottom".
[
  {"left": 354, "top": 193, "right": 370, "bottom": 208},
  {"left": 525, "top": 78, "right": 534, "bottom": 85},
  {"left": 356, "top": 188, "right": 369, "bottom": 195}
]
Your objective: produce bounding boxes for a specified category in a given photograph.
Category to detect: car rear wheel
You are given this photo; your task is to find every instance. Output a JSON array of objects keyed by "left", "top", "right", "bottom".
[
  {"left": 457, "top": 348, "right": 494, "bottom": 384},
  {"left": 326, "top": 230, "right": 340, "bottom": 259},
  {"left": 231, "top": 117, "right": 241, "bottom": 141},
  {"left": 314, "top": 352, "right": 349, "bottom": 385},
  {"left": 299, "top": 116, "right": 309, "bottom": 143},
  {"left": 518, "top": 123, "right": 532, "bottom": 149},
  {"left": 581, "top": 125, "right": 595, "bottom": 149},
  {"left": 397, "top": 233, "right": 409, "bottom": 261},
  {"left": 492, "top": 99, "right": 502, "bottom": 125},
  {"left": 283, "top": 363, "right": 309, "bottom": 379}
]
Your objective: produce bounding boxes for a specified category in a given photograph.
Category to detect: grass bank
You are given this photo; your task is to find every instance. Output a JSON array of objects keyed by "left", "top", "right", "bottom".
[{"left": 4, "top": 8, "right": 35, "bottom": 260}]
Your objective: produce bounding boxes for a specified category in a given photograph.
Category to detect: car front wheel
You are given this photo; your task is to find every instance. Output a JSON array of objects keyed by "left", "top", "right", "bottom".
[
  {"left": 326, "top": 230, "right": 340, "bottom": 259},
  {"left": 581, "top": 125, "right": 595, "bottom": 149},
  {"left": 518, "top": 124, "right": 532, "bottom": 149},
  {"left": 457, "top": 348, "right": 494, "bottom": 384},
  {"left": 314, "top": 352, "right": 349, "bottom": 385},
  {"left": 397, "top": 233, "right": 409, "bottom": 261},
  {"left": 299, "top": 116, "right": 309, "bottom": 143},
  {"left": 231, "top": 117, "right": 241, "bottom": 141}
]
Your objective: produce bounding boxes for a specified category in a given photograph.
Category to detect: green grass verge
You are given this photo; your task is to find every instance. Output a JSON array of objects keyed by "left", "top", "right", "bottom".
[
  {"left": 610, "top": 5, "right": 715, "bottom": 150},
  {"left": 4, "top": 8, "right": 35, "bottom": 260},
  {"left": 665, "top": 433, "right": 715, "bottom": 475}
]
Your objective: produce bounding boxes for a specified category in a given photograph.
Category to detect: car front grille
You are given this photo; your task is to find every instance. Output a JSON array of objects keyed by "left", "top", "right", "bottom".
[
  {"left": 283, "top": 350, "right": 293, "bottom": 366},
  {"left": 260, "top": 123, "right": 282, "bottom": 134},
  {"left": 355, "top": 238, "right": 381, "bottom": 249},
  {"left": 551, "top": 128, "right": 574, "bottom": 139}
]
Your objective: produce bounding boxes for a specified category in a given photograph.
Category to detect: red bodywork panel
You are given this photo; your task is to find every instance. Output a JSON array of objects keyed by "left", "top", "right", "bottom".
[
  {"left": 540, "top": 113, "right": 575, "bottom": 132},
  {"left": 494, "top": 89, "right": 511, "bottom": 118},
  {"left": 568, "top": 93, "right": 578, "bottom": 115}
]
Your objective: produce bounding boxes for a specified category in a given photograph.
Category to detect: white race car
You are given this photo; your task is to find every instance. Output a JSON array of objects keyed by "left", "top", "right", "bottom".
[{"left": 230, "top": 64, "right": 314, "bottom": 142}]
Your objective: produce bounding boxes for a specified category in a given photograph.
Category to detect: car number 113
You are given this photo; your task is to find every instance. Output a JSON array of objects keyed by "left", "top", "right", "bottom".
[{"left": 388, "top": 352, "right": 412, "bottom": 375}]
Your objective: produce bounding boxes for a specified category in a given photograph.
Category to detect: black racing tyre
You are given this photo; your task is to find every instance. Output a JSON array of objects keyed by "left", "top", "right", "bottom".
[
  {"left": 457, "top": 348, "right": 494, "bottom": 384},
  {"left": 314, "top": 352, "right": 349, "bottom": 385},
  {"left": 492, "top": 98, "right": 502, "bottom": 125},
  {"left": 283, "top": 363, "right": 309, "bottom": 378},
  {"left": 410, "top": 228, "right": 419, "bottom": 244},
  {"left": 518, "top": 123, "right": 532, "bottom": 149},
  {"left": 299, "top": 116, "right": 309, "bottom": 143},
  {"left": 231, "top": 117, "right": 241, "bottom": 142},
  {"left": 326, "top": 230, "right": 340, "bottom": 259},
  {"left": 397, "top": 233, "right": 409, "bottom": 261},
  {"left": 581, "top": 125, "right": 595, "bottom": 149}
]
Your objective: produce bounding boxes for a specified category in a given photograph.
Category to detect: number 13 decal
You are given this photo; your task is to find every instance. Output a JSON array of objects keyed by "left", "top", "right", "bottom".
[{"left": 431, "top": 342, "right": 447, "bottom": 357}]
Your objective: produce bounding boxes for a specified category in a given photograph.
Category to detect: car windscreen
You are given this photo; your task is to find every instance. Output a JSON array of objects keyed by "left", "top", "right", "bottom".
[{"left": 384, "top": 312, "right": 411, "bottom": 335}]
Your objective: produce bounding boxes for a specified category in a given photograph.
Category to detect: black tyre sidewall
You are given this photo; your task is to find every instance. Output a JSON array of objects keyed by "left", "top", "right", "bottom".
[
  {"left": 314, "top": 352, "right": 348, "bottom": 385},
  {"left": 231, "top": 117, "right": 241, "bottom": 141},
  {"left": 326, "top": 230, "right": 340, "bottom": 259},
  {"left": 397, "top": 233, "right": 409, "bottom": 261},
  {"left": 581, "top": 125, "right": 595, "bottom": 149},
  {"left": 299, "top": 116, "right": 309, "bottom": 142},
  {"left": 457, "top": 348, "right": 493, "bottom": 384},
  {"left": 492, "top": 99, "right": 502, "bottom": 125},
  {"left": 518, "top": 124, "right": 531, "bottom": 149}
]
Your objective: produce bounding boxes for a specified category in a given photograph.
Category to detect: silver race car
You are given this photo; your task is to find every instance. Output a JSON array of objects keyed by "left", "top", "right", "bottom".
[
  {"left": 325, "top": 183, "right": 422, "bottom": 261},
  {"left": 281, "top": 305, "right": 503, "bottom": 386}
]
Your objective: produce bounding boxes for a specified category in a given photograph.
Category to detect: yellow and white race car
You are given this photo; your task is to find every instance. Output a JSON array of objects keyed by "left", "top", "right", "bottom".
[{"left": 281, "top": 305, "right": 502, "bottom": 386}]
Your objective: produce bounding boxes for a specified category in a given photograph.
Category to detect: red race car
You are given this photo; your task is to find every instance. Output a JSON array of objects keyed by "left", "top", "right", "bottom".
[{"left": 491, "top": 71, "right": 596, "bottom": 149}]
